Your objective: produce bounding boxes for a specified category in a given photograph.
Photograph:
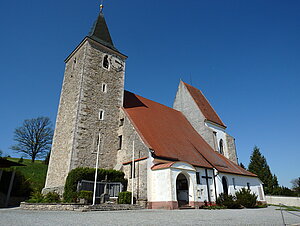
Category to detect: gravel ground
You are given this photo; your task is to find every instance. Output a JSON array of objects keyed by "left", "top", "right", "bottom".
[{"left": 1, "top": 206, "right": 299, "bottom": 226}]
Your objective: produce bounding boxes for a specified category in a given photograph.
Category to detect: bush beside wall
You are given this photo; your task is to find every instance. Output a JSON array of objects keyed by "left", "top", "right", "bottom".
[
  {"left": 117, "top": 192, "right": 132, "bottom": 204},
  {"left": 63, "top": 167, "right": 127, "bottom": 203}
]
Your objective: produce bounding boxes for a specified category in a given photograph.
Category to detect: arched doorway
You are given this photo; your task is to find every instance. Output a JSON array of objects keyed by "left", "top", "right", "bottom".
[
  {"left": 222, "top": 176, "right": 228, "bottom": 194},
  {"left": 176, "top": 173, "right": 189, "bottom": 207}
]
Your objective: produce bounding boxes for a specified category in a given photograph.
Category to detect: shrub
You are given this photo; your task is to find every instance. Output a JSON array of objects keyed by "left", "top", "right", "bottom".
[
  {"left": 27, "top": 191, "right": 44, "bottom": 203},
  {"left": 78, "top": 190, "right": 93, "bottom": 203},
  {"left": 63, "top": 167, "right": 127, "bottom": 203},
  {"left": 117, "top": 191, "right": 132, "bottom": 204},
  {"left": 236, "top": 188, "right": 257, "bottom": 208},
  {"left": 216, "top": 193, "right": 240, "bottom": 209},
  {"left": 26, "top": 191, "right": 60, "bottom": 203},
  {"left": 44, "top": 192, "right": 61, "bottom": 203}
]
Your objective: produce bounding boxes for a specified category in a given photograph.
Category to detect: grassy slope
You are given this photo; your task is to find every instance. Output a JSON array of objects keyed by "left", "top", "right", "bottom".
[{"left": 7, "top": 158, "right": 48, "bottom": 192}]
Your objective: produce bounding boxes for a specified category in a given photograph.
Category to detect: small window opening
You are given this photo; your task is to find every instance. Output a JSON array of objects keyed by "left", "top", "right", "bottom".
[
  {"left": 103, "top": 55, "right": 109, "bottom": 69},
  {"left": 72, "top": 57, "right": 77, "bottom": 71},
  {"left": 232, "top": 178, "right": 236, "bottom": 190},
  {"left": 196, "top": 172, "right": 201, "bottom": 184},
  {"left": 118, "top": 135, "right": 122, "bottom": 150},
  {"left": 102, "top": 83, "right": 107, "bottom": 93},
  {"left": 99, "top": 110, "right": 104, "bottom": 120},
  {"left": 219, "top": 139, "right": 224, "bottom": 155},
  {"left": 247, "top": 182, "right": 250, "bottom": 190},
  {"left": 119, "top": 118, "right": 124, "bottom": 127}
]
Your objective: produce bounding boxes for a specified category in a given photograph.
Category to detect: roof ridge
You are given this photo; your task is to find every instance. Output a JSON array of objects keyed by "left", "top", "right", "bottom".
[{"left": 124, "top": 90, "right": 183, "bottom": 114}]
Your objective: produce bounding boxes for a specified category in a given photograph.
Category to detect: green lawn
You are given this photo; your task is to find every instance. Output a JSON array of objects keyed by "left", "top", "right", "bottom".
[{"left": 7, "top": 158, "right": 48, "bottom": 192}]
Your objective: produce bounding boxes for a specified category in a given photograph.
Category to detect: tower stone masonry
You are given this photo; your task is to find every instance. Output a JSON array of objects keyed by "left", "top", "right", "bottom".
[{"left": 43, "top": 13, "right": 127, "bottom": 194}]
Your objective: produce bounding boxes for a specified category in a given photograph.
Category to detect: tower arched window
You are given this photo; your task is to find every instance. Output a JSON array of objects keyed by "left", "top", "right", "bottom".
[
  {"left": 219, "top": 139, "right": 224, "bottom": 155},
  {"left": 103, "top": 55, "right": 109, "bottom": 69}
]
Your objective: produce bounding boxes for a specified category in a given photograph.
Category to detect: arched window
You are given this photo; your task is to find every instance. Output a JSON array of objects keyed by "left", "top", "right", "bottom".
[
  {"left": 219, "top": 139, "right": 224, "bottom": 155},
  {"left": 103, "top": 55, "right": 109, "bottom": 69},
  {"left": 222, "top": 176, "right": 228, "bottom": 195}
]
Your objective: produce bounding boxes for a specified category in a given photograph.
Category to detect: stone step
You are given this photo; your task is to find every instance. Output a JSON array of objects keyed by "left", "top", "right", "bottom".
[{"left": 179, "top": 206, "right": 195, "bottom": 210}]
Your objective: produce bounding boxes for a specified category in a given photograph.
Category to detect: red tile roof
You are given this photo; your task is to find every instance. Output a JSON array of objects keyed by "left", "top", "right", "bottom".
[
  {"left": 123, "top": 91, "right": 256, "bottom": 177},
  {"left": 151, "top": 162, "right": 176, "bottom": 170},
  {"left": 183, "top": 82, "right": 226, "bottom": 128}
]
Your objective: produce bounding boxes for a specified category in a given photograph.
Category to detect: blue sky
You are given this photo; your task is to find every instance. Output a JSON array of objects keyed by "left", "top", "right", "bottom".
[{"left": 0, "top": 0, "right": 299, "bottom": 188}]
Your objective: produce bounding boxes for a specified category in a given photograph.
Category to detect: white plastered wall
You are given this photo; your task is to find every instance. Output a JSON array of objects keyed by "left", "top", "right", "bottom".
[
  {"left": 194, "top": 167, "right": 216, "bottom": 202},
  {"left": 205, "top": 122, "right": 229, "bottom": 157},
  {"left": 216, "top": 172, "right": 265, "bottom": 201},
  {"left": 148, "top": 161, "right": 198, "bottom": 203}
]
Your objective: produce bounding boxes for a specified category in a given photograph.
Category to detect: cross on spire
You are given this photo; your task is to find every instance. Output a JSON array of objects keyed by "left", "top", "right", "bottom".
[{"left": 100, "top": 0, "right": 105, "bottom": 13}]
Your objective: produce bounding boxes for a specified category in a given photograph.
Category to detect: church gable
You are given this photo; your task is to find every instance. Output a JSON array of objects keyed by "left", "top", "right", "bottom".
[
  {"left": 182, "top": 82, "right": 226, "bottom": 128},
  {"left": 173, "top": 81, "right": 216, "bottom": 149}
]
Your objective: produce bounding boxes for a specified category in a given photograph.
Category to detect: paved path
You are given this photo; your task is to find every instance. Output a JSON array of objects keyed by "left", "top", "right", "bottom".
[{"left": 1, "top": 206, "right": 299, "bottom": 225}]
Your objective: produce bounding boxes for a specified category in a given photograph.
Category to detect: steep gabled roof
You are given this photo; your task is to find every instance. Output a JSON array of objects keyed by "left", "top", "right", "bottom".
[
  {"left": 88, "top": 12, "right": 118, "bottom": 52},
  {"left": 123, "top": 91, "right": 256, "bottom": 177},
  {"left": 182, "top": 82, "right": 226, "bottom": 128}
]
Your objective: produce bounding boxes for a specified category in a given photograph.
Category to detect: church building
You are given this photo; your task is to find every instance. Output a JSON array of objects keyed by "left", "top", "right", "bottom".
[{"left": 44, "top": 8, "right": 265, "bottom": 209}]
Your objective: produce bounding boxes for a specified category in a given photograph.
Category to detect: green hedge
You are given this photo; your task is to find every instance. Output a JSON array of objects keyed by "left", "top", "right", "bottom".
[
  {"left": 78, "top": 190, "right": 93, "bottom": 203},
  {"left": 63, "top": 167, "right": 127, "bottom": 202},
  {"left": 117, "top": 191, "right": 132, "bottom": 204}
]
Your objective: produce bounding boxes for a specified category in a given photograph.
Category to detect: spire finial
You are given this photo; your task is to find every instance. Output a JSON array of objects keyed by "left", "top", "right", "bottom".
[{"left": 100, "top": 0, "right": 104, "bottom": 13}]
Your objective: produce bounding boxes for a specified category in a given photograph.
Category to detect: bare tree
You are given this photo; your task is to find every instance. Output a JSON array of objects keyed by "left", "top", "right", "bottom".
[
  {"left": 11, "top": 117, "right": 53, "bottom": 162},
  {"left": 291, "top": 177, "right": 300, "bottom": 195}
]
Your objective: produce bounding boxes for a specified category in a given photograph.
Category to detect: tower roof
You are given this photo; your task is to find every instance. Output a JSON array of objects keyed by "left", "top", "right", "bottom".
[{"left": 88, "top": 12, "right": 118, "bottom": 51}]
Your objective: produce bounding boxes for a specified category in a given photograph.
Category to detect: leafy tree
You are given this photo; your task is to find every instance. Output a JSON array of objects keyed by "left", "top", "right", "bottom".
[
  {"left": 11, "top": 117, "right": 53, "bottom": 163},
  {"left": 291, "top": 177, "right": 300, "bottom": 196},
  {"left": 272, "top": 186, "right": 296, "bottom": 197},
  {"left": 248, "top": 146, "right": 278, "bottom": 194},
  {"left": 0, "top": 149, "right": 2, "bottom": 157}
]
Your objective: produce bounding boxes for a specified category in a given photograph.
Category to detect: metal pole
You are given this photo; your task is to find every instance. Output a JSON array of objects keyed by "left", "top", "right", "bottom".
[
  {"left": 92, "top": 132, "right": 101, "bottom": 206},
  {"left": 131, "top": 140, "right": 135, "bottom": 205}
]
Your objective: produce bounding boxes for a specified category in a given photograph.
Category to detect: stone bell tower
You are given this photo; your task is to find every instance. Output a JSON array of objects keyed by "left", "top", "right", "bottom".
[{"left": 43, "top": 8, "right": 127, "bottom": 194}]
